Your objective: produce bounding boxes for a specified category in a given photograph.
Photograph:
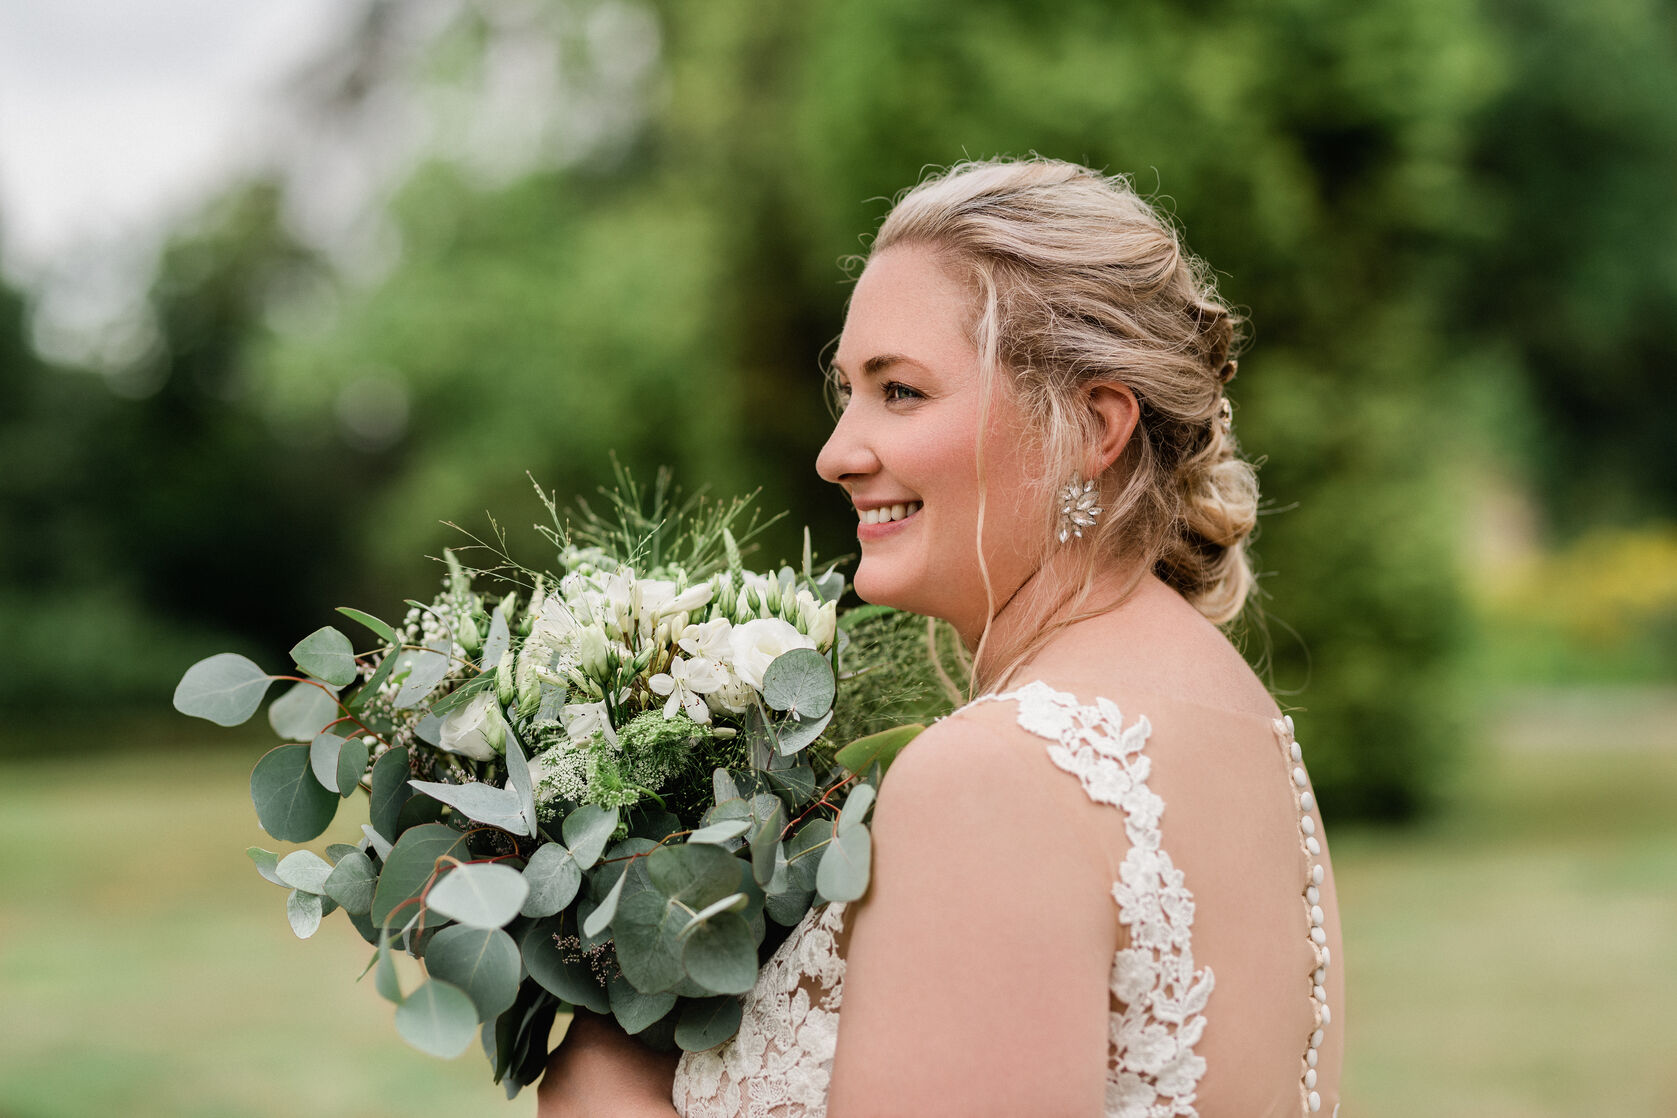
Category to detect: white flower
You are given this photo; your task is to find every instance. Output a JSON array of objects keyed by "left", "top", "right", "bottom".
[
  {"left": 529, "top": 598, "right": 583, "bottom": 652},
  {"left": 661, "top": 581, "right": 714, "bottom": 618},
  {"left": 561, "top": 700, "right": 613, "bottom": 744},
  {"left": 679, "top": 617, "right": 733, "bottom": 661},
  {"left": 727, "top": 617, "right": 816, "bottom": 690},
  {"left": 649, "top": 656, "right": 725, "bottom": 723},
  {"left": 439, "top": 691, "right": 503, "bottom": 761},
  {"left": 801, "top": 596, "right": 838, "bottom": 649}
]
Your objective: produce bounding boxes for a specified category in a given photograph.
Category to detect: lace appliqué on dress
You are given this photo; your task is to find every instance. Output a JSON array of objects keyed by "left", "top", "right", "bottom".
[
  {"left": 980, "top": 681, "right": 1214, "bottom": 1118},
  {"left": 674, "top": 901, "right": 848, "bottom": 1118}
]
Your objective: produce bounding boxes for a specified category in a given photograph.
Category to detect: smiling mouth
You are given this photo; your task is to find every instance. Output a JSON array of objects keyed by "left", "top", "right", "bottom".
[{"left": 858, "top": 501, "right": 922, "bottom": 525}]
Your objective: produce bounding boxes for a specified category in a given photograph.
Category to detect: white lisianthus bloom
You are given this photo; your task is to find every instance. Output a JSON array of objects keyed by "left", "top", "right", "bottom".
[
  {"left": 649, "top": 656, "right": 725, "bottom": 723},
  {"left": 678, "top": 617, "right": 733, "bottom": 662},
  {"left": 439, "top": 691, "right": 503, "bottom": 761},
  {"left": 661, "top": 582, "right": 714, "bottom": 618},
  {"left": 706, "top": 674, "right": 755, "bottom": 716},
  {"left": 728, "top": 617, "right": 816, "bottom": 691}
]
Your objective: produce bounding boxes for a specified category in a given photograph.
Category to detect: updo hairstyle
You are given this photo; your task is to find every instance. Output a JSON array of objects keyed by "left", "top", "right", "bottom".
[{"left": 868, "top": 158, "right": 1259, "bottom": 670}]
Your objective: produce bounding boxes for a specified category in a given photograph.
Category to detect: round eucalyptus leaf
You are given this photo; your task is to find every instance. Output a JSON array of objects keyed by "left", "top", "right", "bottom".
[
  {"left": 608, "top": 971, "right": 678, "bottom": 1035},
  {"left": 336, "top": 737, "right": 370, "bottom": 799},
  {"left": 675, "top": 995, "right": 744, "bottom": 1052},
  {"left": 275, "top": 849, "right": 334, "bottom": 894},
  {"left": 370, "top": 822, "right": 472, "bottom": 927},
  {"left": 784, "top": 819, "right": 829, "bottom": 893},
  {"left": 393, "top": 640, "right": 452, "bottom": 710},
  {"left": 613, "top": 889, "right": 685, "bottom": 994},
  {"left": 773, "top": 709, "right": 833, "bottom": 756},
  {"left": 838, "top": 783, "right": 876, "bottom": 834},
  {"left": 680, "top": 912, "right": 757, "bottom": 995},
  {"left": 246, "top": 846, "right": 283, "bottom": 886},
  {"left": 480, "top": 611, "right": 511, "bottom": 674},
  {"left": 287, "top": 889, "right": 323, "bottom": 939},
  {"left": 520, "top": 916, "right": 609, "bottom": 1013},
  {"left": 816, "top": 824, "right": 871, "bottom": 904},
  {"left": 561, "top": 804, "right": 618, "bottom": 870},
  {"left": 520, "top": 844, "right": 581, "bottom": 918},
  {"left": 375, "top": 926, "right": 403, "bottom": 1003},
  {"left": 290, "top": 626, "right": 357, "bottom": 687},
  {"left": 325, "top": 842, "right": 360, "bottom": 864},
  {"left": 267, "top": 681, "right": 340, "bottom": 742},
  {"left": 395, "top": 978, "right": 479, "bottom": 1058},
  {"left": 504, "top": 729, "right": 537, "bottom": 829},
  {"left": 324, "top": 850, "right": 378, "bottom": 915},
  {"left": 309, "top": 731, "right": 348, "bottom": 793},
  {"left": 647, "top": 843, "right": 741, "bottom": 908},
  {"left": 761, "top": 648, "right": 835, "bottom": 717},
  {"left": 765, "top": 763, "right": 817, "bottom": 803},
  {"left": 250, "top": 744, "right": 338, "bottom": 842},
  {"left": 749, "top": 802, "right": 784, "bottom": 887},
  {"left": 423, "top": 925, "right": 520, "bottom": 1022},
  {"left": 173, "top": 653, "right": 272, "bottom": 726},
  {"left": 424, "top": 862, "right": 529, "bottom": 929},
  {"left": 580, "top": 869, "right": 627, "bottom": 940},
  {"left": 368, "top": 746, "right": 412, "bottom": 842},
  {"left": 409, "top": 778, "right": 529, "bottom": 835},
  {"left": 336, "top": 606, "right": 399, "bottom": 646}
]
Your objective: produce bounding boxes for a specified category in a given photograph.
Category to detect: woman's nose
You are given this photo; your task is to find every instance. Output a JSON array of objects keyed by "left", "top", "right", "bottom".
[{"left": 815, "top": 407, "right": 877, "bottom": 486}]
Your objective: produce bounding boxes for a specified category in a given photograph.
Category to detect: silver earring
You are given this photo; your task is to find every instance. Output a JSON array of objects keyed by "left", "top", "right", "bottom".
[{"left": 1057, "top": 476, "right": 1101, "bottom": 543}]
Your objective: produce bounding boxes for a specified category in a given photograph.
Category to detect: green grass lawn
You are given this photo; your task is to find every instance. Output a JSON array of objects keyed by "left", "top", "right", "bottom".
[{"left": 2, "top": 719, "right": 1673, "bottom": 1117}]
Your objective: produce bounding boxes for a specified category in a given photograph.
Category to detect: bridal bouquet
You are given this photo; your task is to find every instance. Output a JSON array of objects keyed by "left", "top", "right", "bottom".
[{"left": 173, "top": 474, "right": 941, "bottom": 1097}]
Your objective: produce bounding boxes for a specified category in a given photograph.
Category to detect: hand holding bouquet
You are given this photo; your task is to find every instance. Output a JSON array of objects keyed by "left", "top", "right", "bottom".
[{"left": 173, "top": 474, "right": 945, "bottom": 1097}]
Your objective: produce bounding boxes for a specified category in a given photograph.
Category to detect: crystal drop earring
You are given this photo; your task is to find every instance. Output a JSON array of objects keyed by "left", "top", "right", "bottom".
[{"left": 1057, "top": 476, "right": 1101, "bottom": 543}]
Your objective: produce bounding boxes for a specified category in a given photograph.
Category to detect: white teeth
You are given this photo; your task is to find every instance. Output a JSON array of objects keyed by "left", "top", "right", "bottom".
[{"left": 859, "top": 501, "right": 921, "bottom": 525}]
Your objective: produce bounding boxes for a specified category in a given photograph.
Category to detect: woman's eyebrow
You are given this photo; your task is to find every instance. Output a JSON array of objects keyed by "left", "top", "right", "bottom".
[{"left": 831, "top": 353, "right": 917, "bottom": 378}]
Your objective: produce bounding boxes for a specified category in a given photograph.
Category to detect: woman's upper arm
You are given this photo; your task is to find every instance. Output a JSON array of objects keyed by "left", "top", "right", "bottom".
[{"left": 825, "top": 709, "right": 1118, "bottom": 1118}]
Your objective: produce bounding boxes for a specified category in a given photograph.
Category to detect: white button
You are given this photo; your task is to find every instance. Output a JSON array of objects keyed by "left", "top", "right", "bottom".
[
  {"left": 1306, "top": 1069, "right": 1318, "bottom": 1089},
  {"left": 1320, "top": 1004, "right": 1332, "bottom": 1025},
  {"left": 1314, "top": 983, "right": 1326, "bottom": 1002},
  {"left": 1315, "top": 966, "right": 1327, "bottom": 985},
  {"left": 1309, "top": 1090, "right": 1321, "bottom": 1111},
  {"left": 1322, "top": 947, "right": 1331, "bottom": 964},
  {"left": 1301, "top": 815, "right": 1317, "bottom": 836},
  {"left": 1311, "top": 904, "right": 1325, "bottom": 926},
  {"left": 1307, "top": 885, "right": 1320, "bottom": 905},
  {"left": 1301, "top": 791, "right": 1316, "bottom": 813},
  {"left": 1311, "top": 926, "right": 1327, "bottom": 945},
  {"left": 1307, "top": 1048, "right": 1319, "bottom": 1067},
  {"left": 1290, "top": 741, "right": 1302, "bottom": 762},
  {"left": 1307, "top": 837, "right": 1321, "bottom": 855},
  {"left": 1293, "top": 766, "right": 1308, "bottom": 786},
  {"left": 1312, "top": 864, "right": 1324, "bottom": 885},
  {"left": 1312, "top": 1028, "right": 1325, "bottom": 1048},
  {"left": 1285, "top": 714, "right": 1296, "bottom": 735}
]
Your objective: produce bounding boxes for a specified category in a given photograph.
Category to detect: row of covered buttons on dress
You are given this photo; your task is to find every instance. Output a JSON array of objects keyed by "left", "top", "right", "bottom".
[{"left": 1284, "top": 714, "right": 1331, "bottom": 1114}]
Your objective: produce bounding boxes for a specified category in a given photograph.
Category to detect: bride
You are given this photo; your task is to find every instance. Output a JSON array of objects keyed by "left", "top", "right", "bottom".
[{"left": 538, "top": 157, "right": 1344, "bottom": 1117}]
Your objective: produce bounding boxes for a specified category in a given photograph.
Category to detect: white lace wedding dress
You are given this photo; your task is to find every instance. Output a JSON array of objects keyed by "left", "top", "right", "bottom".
[{"left": 672, "top": 682, "right": 1342, "bottom": 1117}]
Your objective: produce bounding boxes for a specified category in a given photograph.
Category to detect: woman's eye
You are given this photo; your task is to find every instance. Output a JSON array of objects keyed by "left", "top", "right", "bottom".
[{"left": 883, "top": 381, "right": 924, "bottom": 402}]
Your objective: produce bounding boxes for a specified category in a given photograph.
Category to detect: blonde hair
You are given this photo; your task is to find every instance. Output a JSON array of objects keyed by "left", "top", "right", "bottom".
[{"left": 868, "top": 157, "right": 1259, "bottom": 692}]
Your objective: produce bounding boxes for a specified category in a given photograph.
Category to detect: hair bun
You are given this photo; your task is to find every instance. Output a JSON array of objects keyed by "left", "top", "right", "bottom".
[{"left": 1217, "top": 359, "right": 1238, "bottom": 385}]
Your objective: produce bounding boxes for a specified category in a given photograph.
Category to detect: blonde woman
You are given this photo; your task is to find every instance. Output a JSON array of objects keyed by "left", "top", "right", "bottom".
[{"left": 540, "top": 158, "right": 1344, "bottom": 1118}]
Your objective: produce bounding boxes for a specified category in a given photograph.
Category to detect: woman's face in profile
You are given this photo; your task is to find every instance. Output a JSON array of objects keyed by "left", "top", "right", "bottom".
[{"left": 817, "top": 245, "right": 1044, "bottom": 642}]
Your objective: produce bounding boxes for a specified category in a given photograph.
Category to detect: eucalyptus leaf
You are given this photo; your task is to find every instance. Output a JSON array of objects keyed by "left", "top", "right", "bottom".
[
  {"left": 290, "top": 626, "right": 357, "bottom": 687},
  {"left": 784, "top": 819, "right": 830, "bottom": 893},
  {"left": 713, "top": 768, "right": 739, "bottom": 805},
  {"left": 309, "top": 730, "right": 349, "bottom": 794},
  {"left": 335, "top": 737, "right": 370, "bottom": 798},
  {"left": 838, "top": 783, "right": 876, "bottom": 834},
  {"left": 816, "top": 824, "right": 871, "bottom": 904},
  {"left": 345, "top": 645, "right": 397, "bottom": 712},
  {"left": 267, "top": 680, "right": 341, "bottom": 742},
  {"left": 393, "top": 639, "right": 452, "bottom": 709},
  {"left": 761, "top": 648, "right": 835, "bottom": 717},
  {"left": 688, "top": 819, "right": 752, "bottom": 845},
  {"left": 765, "top": 763, "right": 817, "bottom": 804},
  {"left": 504, "top": 730, "right": 537, "bottom": 833},
  {"left": 325, "top": 842, "right": 359, "bottom": 863},
  {"left": 683, "top": 891, "right": 749, "bottom": 932},
  {"left": 608, "top": 970, "right": 678, "bottom": 1034},
  {"left": 520, "top": 844, "right": 581, "bottom": 918},
  {"left": 375, "top": 925, "right": 403, "bottom": 1003},
  {"left": 425, "top": 673, "right": 493, "bottom": 718},
  {"left": 395, "top": 978, "right": 479, "bottom": 1058},
  {"left": 409, "top": 778, "right": 531, "bottom": 836},
  {"left": 246, "top": 846, "right": 283, "bottom": 886},
  {"left": 287, "top": 889, "right": 323, "bottom": 938},
  {"left": 424, "top": 862, "right": 529, "bottom": 929},
  {"left": 612, "top": 888, "right": 686, "bottom": 994},
  {"left": 423, "top": 925, "right": 520, "bottom": 1022},
  {"left": 520, "top": 916, "right": 609, "bottom": 1013},
  {"left": 412, "top": 712, "right": 443, "bottom": 746},
  {"left": 675, "top": 995, "right": 744, "bottom": 1052},
  {"left": 562, "top": 805, "right": 618, "bottom": 870},
  {"left": 250, "top": 743, "right": 338, "bottom": 842},
  {"left": 337, "top": 606, "right": 400, "bottom": 646},
  {"left": 836, "top": 723, "right": 925, "bottom": 777},
  {"left": 324, "top": 850, "right": 378, "bottom": 915},
  {"left": 681, "top": 912, "right": 757, "bottom": 995},
  {"left": 773, "top": 709, "right": 833, "bottom": 755},
  {"left": 370, "top": 822, "right": 472, "bottom": 927},
  {"left": 275, "top": 849, "right": 334, "bottom": 894},
  {"left": 481, "top": 611, "right": 511, "bottom": 673},
  {"left": 647, "top": 843, "right": 741, "bottom": 908},
  {"left": 173, "top": 653, "right": 272, "bottom": 726},
  {"left": 368, "top": 746, "right": 412, "bottom": 842},
  {"left": 361, "top": 824, "right": 393, "bottom": 862},
  {"left": 581, "top": 869, "right": 627, "bottom": 939}
]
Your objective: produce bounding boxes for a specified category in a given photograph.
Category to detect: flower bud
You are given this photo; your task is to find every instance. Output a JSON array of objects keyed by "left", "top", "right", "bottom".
[
  {"left": 457, "top": 611, "right": 482, "bottom": 655},
  {"left": 496, "top": 649, "right": 517, "bottom": 707}
]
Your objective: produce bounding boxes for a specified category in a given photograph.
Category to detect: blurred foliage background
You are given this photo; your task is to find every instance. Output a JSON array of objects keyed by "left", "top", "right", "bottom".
[{"left": 3, "top": 0, "right": 1675, "bottom": 1114}]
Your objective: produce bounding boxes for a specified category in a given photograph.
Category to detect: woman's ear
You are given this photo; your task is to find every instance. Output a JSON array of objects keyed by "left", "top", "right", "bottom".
[{"left": 1085, "top": 381, "right": 1140, "bottom": 475}]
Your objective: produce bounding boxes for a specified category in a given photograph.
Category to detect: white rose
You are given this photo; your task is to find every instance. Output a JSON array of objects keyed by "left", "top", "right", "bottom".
[
  {"left": 438, "top": 691, "right": 503, "bottom": 761},
  {"left": 728, "top": 617, "right": 816, "bottom": 691}
]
